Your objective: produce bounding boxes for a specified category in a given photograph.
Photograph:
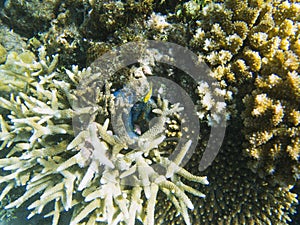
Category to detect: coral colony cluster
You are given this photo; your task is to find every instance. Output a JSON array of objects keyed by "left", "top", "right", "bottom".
[
  {"left": 0, "top": 0, "right": 299, "bottom": 225},
  {"left": 0, "top": 45, "right": 209, "bottom": 225}
]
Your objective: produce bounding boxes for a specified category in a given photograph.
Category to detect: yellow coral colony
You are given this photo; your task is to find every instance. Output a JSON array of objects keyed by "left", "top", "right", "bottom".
[{"left": 190, "top": 0, "right": 300, "bottom": 186}]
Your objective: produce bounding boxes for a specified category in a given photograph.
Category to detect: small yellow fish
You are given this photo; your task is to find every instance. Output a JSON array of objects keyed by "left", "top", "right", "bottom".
[{"left": 143, "top": 83, "right": 153, "bottom": 103}]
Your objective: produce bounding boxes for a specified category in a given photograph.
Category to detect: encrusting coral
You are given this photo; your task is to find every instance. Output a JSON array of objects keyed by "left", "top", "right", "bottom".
[{"left": 0, "top": 45, "right": 209, "bottom": 225}]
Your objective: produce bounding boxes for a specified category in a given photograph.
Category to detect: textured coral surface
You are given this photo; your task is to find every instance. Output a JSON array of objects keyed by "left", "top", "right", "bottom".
[{"left": 0, "top": 0, "right": 299, "bottom": 225}]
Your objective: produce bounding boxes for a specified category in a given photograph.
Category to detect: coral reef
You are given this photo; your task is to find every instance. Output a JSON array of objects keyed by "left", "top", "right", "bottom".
[
  {"left": 155, "top": 126, "right": 298, "bottom": 225},
  {"left": 0, "top": 0, "right": 299, "bottom": 224},
  {"left": 154, "top": 0, "right": 300, "bottom": 224},
  {"left": 0, "top": 0, "right": 158, "bottom": 67},
  {"left": 1, "top": 0, "right": 59, "bottom": 37},
  {"left": 0, "top": 45, "right": 208, "bottom": 225},
  {"left": 0, "top": 0, "right": 205, "bottom": 67},
  {"left": 189, "top": 0, "right": 300, "bottom": 186}
]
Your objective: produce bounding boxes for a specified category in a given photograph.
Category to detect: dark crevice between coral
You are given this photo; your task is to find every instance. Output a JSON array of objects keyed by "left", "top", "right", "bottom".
[{"left": 0, "top": 0, "right": 5, "bottom": 10}]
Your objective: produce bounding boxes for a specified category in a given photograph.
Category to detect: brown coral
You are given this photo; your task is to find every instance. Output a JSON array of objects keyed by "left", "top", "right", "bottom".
[
  {"left": 0, "top": 0, "right": 58, "bottom": 37},
  {"left": 155, "top": 126, "right": 298, "bottom": 225},
  {"left": 189, "top": 0, "right": 300, "bottom": 186},
  {"left": 0, "top": 0, "right": 299, "bottom": 224}
]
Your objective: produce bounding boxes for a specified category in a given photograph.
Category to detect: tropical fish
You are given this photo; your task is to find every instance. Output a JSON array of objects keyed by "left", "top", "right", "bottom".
[{"left": 114, "top": 84, "right": 155, "bottom": 138}]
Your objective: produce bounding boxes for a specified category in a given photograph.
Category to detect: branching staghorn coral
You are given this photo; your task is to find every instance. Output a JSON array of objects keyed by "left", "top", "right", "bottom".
[
  {"left": 1, "top": 0, "right": 300, "bottom": 225},
  {"left": 0, "top": 45, "right": 208, "bottom": 225},
  {"left": 0, "top": 46, "right": 74, "bottom": 222}
]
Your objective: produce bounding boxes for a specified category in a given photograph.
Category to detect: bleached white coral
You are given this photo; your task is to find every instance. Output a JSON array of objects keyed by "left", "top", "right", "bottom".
[
  {"left": 196, "top": 80, "right": 229, "bottom": 126},
  {"left": 146, "top": 12, "right": 170, "bottom": 33},
  {"left": 194, "top": 27, "right": 205, "bottom": 40},
  {"left": 59, "top": 94, "right": 208, "bottom": 225}
]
